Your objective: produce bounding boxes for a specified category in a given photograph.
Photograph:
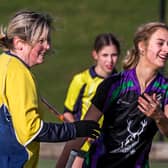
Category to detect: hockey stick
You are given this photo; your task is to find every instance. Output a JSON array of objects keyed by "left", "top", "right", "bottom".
[{"left": 41, "top": 97, "right": 65, "bottom": 121}]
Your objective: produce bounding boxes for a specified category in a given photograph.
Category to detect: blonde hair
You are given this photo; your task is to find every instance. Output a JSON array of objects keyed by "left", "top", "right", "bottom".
[
  {"left": 123, "top": 22, "right": 168, "bottom": 70},
  {"left": 0, "top": 10, "right": 52, "bottom": 50}
]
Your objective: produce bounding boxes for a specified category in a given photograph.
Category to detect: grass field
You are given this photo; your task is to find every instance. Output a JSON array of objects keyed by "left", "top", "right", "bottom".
[
  {"left": 38, "top": 159, "right": 168, "bottom": 168},
  {"left": 0, "top": 0, "right": 167, "bottom": 120},
  {"left": 0, "top": 0, "right": 168, "bottom": 166},
  {"left": 1, "top": 0, "right": 167, "bottom": 119}
]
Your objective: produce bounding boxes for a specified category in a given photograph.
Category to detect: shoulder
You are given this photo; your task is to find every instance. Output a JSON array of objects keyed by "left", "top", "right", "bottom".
[
  {"left": 104, "top": 71, "right": 123, "bottom": 83},
  {"left": 8, "top": 58, "right": 31, "bottom": 78},
  {"left": 107, "top": 68, "right": 134, "bottom": 81},
  {"left": 71, "top": 68, "right": 90, "bottom": 84},
  {"left": 0, "top": 53, "right": 29, "bottom": 76},
  {"left": 156, "top": 72, "right": 168, "bottom": 85},
  {"left": 158, "top": 72, "right": 168, "bottom": 81},
  {"left": 3, "top": 55, "right": 35, "bottom": 86},
  {"left": 99, "top": 69, "right": 132, "bottom": 90},
  {"left": 156, "top": 73, "right": 168, "bottom": 89}
]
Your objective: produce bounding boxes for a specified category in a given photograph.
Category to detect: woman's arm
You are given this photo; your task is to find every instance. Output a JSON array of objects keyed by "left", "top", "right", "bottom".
[
  {"left": 35, "top": 119, "right": 100, "bottom": 142},
  {"left": 155, "top": 104, "right": 168, "bottom": 136},
  {"left": 56, "top": 104, "right": 102, "bottom": 168}
]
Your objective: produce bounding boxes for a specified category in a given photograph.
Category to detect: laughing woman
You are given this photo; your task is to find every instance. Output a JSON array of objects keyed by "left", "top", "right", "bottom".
[
  {"left": 65, "top": 22, "right": 168, "bottom": 168},
  {"left": 0, "top": 10, "right": 100, "bottom": 168}
]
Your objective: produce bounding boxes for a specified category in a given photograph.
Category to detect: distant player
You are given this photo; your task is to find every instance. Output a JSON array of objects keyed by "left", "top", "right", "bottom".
[
  {"left": 0, "top": 10, "right": 100, "bottom": 168},
  {"left": 56, "top": 33, "right": 120, "bottom": 168}
]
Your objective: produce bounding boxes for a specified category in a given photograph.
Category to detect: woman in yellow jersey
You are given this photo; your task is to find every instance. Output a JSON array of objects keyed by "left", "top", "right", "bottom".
[
  {"left": 57, "top": 33, "right": 121, "bottom": 168},
  {"left": 0, "top": 10, "right": 100, "bottom": 168}
]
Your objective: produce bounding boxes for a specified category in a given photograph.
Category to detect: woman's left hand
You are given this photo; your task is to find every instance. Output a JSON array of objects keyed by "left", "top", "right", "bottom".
[{"left": 138, "top": 93, "right": 162, "bottom": 120}]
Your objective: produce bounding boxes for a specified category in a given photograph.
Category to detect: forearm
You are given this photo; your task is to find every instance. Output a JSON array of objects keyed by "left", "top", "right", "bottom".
[
  {"left": 35, "top": 122, "right": 76, "bottom": 142},
  {"left": 84, "top": 104, "right": 103, "bottom": 121},
  {"left": 155, "top": 113, "right": 168, "bottom": 137},
  {"left": 35, "top": 120, "right": 100, "bottom": 142},
  {"left": 57, "top": 105, "right": 102, "bottom": 167},
  {"left": 78, "top": 105, "right": 102, "bottom": 149},
  {"left": 56, "top": 138, "right": 86, "bottom": 168}
]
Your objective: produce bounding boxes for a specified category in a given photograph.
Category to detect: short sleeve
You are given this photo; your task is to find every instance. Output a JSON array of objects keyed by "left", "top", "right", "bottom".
[{"left": 64, "top": 73, "right": 86, "bottom": 113}]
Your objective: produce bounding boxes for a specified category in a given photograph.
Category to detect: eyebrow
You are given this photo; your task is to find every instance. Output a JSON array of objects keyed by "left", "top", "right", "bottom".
[{"left": 156, "top": 38, "right": 165, "bottom": 41}]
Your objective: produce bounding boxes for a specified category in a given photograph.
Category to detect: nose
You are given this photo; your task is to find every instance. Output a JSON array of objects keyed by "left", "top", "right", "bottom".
[
  {"left": 46, "top": 42, "right": 50, "bottom": 50},
  {"left": 109, "top": 55, "right": 115, "bottom": 63},
  {"left": 44, "top": 40, "right": 50, "bottom": 50},
  {"left": 162, "top": 44, "right": 168, "bottom": 56},
  {"left": 109, "top": 55, "right": 118, "bottom": 65},
  {"left": 166, "top": 42, "right": 168, "bottom": 50}
]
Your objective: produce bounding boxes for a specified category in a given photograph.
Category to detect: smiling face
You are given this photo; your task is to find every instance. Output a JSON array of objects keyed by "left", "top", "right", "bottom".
[
  {"left": 5, "top": 10, "right": 52, "bottom": 67},
  {"left": 13, "top": 31, "right": 51, "bottom": 67},
  {"left": 92, "top": 45, "right": 119, "bottom": 78},
  {"left": 27, "top": 34, "right": 50, "bottom": 67},
  {"left": 140, "top": 28, "right": 168, "bottom": 70}
]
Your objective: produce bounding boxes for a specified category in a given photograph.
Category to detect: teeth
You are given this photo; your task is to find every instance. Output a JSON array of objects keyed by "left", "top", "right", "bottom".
[{"left": 159, "top": 55, "right": 166, "bottom": 58}]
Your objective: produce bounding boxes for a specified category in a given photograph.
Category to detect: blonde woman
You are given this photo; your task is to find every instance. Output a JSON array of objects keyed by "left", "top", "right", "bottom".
[{"left": 0, "top": 10, "right": 100, "bottom": 168}]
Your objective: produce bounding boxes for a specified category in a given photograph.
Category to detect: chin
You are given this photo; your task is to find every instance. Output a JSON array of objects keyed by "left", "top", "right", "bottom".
[
  {"left": 38, "top": 58, "right": 44, "bottom": 64},
  {"left": 107, "top": 69, "right": 113, "bottom": 73},
  {"left": 38, "top": 61, "right": 44, "bottom": 64}
]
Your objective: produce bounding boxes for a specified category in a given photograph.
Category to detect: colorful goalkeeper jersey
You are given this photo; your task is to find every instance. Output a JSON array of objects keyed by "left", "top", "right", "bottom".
[
  {"left": 64, "top": 67, "right": 106, "bottom": 152},
  {"left": 64, "top": 67, "right": 113, "bottom": 150},
  {"left": 92, "top": 68, "right": 168, "bottom": 168},
  {"left": 0, "top": 52, "right": 43, "bottom": 168},
  {"left": 64, "top": 66, "right": 106, "bottom": 120}
]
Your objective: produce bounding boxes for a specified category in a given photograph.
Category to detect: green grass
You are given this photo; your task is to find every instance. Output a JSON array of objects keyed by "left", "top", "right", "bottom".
[
  {"left": 38, "top": 159, "right": 56, "bottom": 168},
  {"left": 0, "top": 0, "right": 166, "bottom": 166},
  {"left": 38, "top": 159, "right": 168, "bottom": 168},
  {"left": 151, "top": 161, "right": 168, "bottom": 168},
  {"left": 0, "top": 0, "right": 168, "bottom": 120},
  {"left": 0, "top": 0, "right": 167, "bottom": 164}
]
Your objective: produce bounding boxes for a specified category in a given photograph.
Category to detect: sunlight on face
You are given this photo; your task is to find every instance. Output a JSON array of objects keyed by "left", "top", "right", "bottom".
[
  {"left": 28, "top": 34, "right": 50, "bottom": 67},
  {"left": 144, "top": 28, "right": 168, "bottom": 69}
]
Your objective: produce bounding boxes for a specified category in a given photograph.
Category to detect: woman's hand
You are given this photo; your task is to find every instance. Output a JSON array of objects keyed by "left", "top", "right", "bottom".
[{"left": 138, "top": 93, "right": 162, "bottom": 121}]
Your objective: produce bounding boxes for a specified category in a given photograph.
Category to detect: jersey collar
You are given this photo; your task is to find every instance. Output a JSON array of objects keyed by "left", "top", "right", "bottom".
[
  {"left": 89, "top": 66, "right": 117, "bottom": 79},
  {"left": 5, "top": 51, "right": 30, "bottom": 69}
]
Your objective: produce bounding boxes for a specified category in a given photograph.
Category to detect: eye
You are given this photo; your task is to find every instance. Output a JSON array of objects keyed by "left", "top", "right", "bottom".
[
  {"left": 111, "top": 53, "right": 118, "bottom": 57},
  {"left": 38, "top": 39, "right": 45, "bottom": 44},
  {"left": 156, "top": 39, "right": 164, "bottom": 46},
  {"left": 102, "top": 53, "right": 108, "bottom": 57},
  {"left": 157, "top": 42, "right": 164, "bottom": 46}
]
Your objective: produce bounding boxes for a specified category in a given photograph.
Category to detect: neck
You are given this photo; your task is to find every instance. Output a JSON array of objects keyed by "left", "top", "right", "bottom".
[
  {"left": 94, "top": 66, "right": 111, "bottom": 78},
  {"left": 136, "top": 64, "right": 158, "bottom": 93},
  {"left": 10, "top": 49, "right": 29, "bottom": 65}
]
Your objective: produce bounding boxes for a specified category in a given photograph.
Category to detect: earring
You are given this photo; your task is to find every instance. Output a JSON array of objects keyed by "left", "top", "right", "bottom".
[{"left": 140, "top": 50, "right": 144, "bottom": 56}]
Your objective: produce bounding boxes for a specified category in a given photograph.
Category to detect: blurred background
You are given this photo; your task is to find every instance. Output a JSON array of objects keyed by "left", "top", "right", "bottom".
[
  {"left": 0, "top": 0, "right": 166, "bottom": 118},
  {"left": 0, "top": 0, "right": 168, "bottom": 167}
]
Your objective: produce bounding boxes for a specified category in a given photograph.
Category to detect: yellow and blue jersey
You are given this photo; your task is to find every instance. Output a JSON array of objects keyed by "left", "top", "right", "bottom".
[
  {"left": 0, "top": 52, "right": 43, "bottom": 168},
  {"left": 64, "top": 66, "right": 104, "bottom": 121},
  {"left": 64, "top": 66, "right": 116, "bottom": 151}
]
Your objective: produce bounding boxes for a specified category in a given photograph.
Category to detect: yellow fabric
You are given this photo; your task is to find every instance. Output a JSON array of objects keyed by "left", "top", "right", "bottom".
[
  {"left": 64, "top": 68, "right": 104, "bottom": 151},
  {"left": 0, "top": 53, "right": 42, "bottom": 168}
]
